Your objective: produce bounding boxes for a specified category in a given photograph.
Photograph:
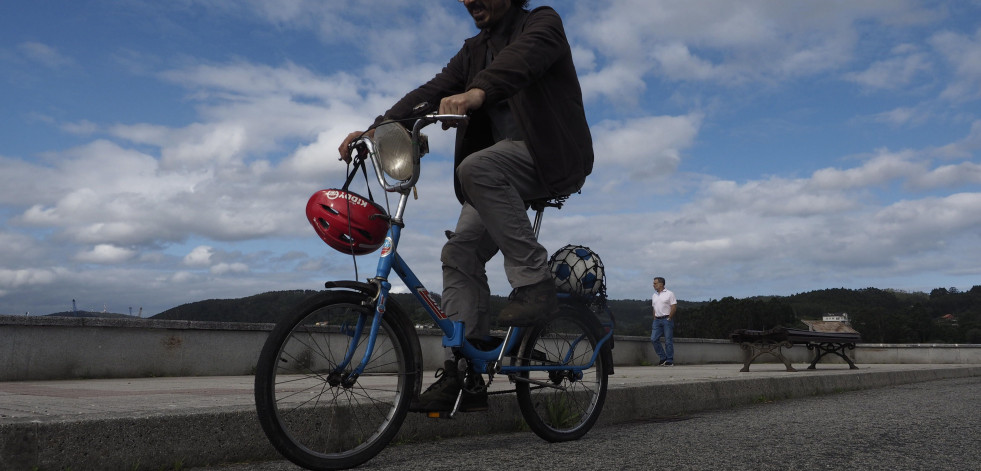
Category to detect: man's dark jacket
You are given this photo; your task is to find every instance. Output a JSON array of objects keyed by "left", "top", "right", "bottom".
[{"left": 376, "top": 6, "right": 593, "bottom": 203}]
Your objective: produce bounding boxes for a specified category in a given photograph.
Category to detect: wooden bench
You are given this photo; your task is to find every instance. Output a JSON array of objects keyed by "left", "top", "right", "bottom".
[{"left": 729, "top": 327, "right": 861, "bottom": 372}]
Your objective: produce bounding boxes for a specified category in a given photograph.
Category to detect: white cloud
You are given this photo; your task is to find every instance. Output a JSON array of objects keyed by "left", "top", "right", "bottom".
[
  {"left": 650, "top": 42, "right": 725, "bottom": 82},
  {"left": 845, "top": 48, "right": 932, "bottom": 90},
  {"left": 591, "top": 114, "right": 702, "bottom": 176},
  {"left": 564, "top": 0, "right": 945, "bottom": 115},
  {"left": 75, "top": 244, "right": 137, "bottom": 264},
  {"left": 0, "top": 268, "right": 63, "bottom": 289},
  {"left": 931, "top": 28, "right": 981, "bottom": 100},
  {"left": 61, "top": 120, "right": 99, "bottom": 135},
  {"left": 932, "top": 120, "right": 981, "bottom": 159},
  {"left": 869, "top": 106, "right": 927, "bottom": 126},
  {"left": 183, "top": 246, "right": 215, "bottom": 267},
  {"left": 210, "top": 262, "right": 249, "bottom": 275},
  {"left": 579, "top": 62, "right": 650, "bottom": 104},
  {"left": 17, "top": 41, "right": 73, "bottom": 68},
  {"left": 159, "top": 123, "right": 248, "bottom": 169},
  {"left": 810, "top": 149, "right": 923, "bottom": 190},
  {"left": 910, "top": 161, "right": 981, "bottom": 189}
]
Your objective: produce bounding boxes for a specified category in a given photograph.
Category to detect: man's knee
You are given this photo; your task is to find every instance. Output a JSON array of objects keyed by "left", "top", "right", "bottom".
[
  {"left": 441, "top": 237, "right": 486, "bottom": 274},
  {"left": 440, "top": 238, "right": 465, "bottom": 266},
  {"left": 456, "top": 154, "right": 499, "bottom": 189}
]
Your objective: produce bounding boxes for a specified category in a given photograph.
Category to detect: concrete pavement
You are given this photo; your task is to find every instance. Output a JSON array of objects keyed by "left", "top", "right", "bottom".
[{"left": 3, "top": 363, "right": 980, "bottom": 470}]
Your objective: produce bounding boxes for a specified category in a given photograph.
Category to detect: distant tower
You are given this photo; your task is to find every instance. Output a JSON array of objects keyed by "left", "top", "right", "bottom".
[{"left": 72, "top": 299, "right": 77, "bottom": 316}]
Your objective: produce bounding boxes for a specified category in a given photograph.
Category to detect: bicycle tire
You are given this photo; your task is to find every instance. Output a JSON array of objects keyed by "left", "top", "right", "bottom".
[
  {"left": 515, "top": 303, "right": 609, "bottom": 442},
  {"left": 254, "top": 290, "right": 418, "bottom": 470}
]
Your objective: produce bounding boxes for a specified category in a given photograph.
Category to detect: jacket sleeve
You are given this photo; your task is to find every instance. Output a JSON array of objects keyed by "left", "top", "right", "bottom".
[{"left": 468, "top": 7, "right": 567, "bottom": 106}]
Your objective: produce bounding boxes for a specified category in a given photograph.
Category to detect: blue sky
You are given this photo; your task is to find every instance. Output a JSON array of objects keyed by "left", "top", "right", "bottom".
[{"left": 2, "top": 0, "right": 981, "bottom": 316}]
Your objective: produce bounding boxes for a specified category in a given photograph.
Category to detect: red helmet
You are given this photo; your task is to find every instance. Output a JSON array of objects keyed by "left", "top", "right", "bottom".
[{"left": 306, "top": 189, "right": 389, "bottom": 255}]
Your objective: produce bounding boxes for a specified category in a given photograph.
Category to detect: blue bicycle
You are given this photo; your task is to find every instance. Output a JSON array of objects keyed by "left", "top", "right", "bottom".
[{"left": 254, "top": 114, "right": 615, "bottom": 470}]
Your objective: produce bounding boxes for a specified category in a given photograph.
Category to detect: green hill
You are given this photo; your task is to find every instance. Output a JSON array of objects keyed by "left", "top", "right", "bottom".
[{"left": 148, "top": 286, "right": 981, "bottom": 343}]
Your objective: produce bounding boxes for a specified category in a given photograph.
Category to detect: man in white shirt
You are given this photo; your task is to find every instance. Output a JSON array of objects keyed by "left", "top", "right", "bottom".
[{"left": 651, "top": 276, "right": 677, "bottom": 366}]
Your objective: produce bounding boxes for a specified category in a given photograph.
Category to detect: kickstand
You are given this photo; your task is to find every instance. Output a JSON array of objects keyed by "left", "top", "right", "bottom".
[{"left": 448, "top": 388, "right": 464, "bottom": 418}]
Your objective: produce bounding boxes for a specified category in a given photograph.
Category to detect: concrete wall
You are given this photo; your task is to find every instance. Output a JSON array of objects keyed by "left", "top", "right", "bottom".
[
  {"left": 0, "top": 315, "right": 267, "bottom": 381},
  {"left": 2, "top": 315, "right": 979, "bottom": 381}
]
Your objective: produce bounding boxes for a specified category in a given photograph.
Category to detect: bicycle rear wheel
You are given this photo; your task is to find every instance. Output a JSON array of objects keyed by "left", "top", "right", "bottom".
[
  {"left": 515, "top": 303, "right": 609, "bottom": 442},
  {"left": 254, "top": 291, "right": 417, "bottom": 470}
]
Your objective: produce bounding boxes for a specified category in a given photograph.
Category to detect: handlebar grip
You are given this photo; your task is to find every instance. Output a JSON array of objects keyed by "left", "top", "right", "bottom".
[{"left": 426, "top": 113, "right": 469, "bottom": 121}]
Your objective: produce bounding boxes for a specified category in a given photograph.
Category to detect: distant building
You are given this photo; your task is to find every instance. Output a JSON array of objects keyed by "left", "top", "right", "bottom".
[
  {"left": 937, "top": 314, "right": 958, "bottom": 327},
  {"left": 803, "top": 312, "right": 858, "bottom": 334}
]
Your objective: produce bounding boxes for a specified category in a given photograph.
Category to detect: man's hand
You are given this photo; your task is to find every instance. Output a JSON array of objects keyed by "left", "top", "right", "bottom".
[
  {"left": 338, "top": 129, "right": 375, "bottom": 163},
  {"left": 438, "top": 88, "right": 485, "bottom": 129}
]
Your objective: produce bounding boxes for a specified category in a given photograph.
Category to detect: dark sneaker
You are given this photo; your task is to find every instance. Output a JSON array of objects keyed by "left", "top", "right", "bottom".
[
  {"left": 409, "top": 360, "right": 488, "bottom": 413},
  {"left": 656, "top": 359, "right": 667, "bottom": 366},
  {"left": 409, "top": 360, "right": 460, "bottom": 412},
  {"left": 498, "top": 280, "right": 559, "bottom": 326},
  {"left": 664, "top": 361, "right": 674, "bottom": 367}
]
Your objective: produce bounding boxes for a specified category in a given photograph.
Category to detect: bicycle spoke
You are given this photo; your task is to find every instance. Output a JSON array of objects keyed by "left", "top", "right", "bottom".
[{"left": 255, "top": 293, "right": 415, "bottom": 469}]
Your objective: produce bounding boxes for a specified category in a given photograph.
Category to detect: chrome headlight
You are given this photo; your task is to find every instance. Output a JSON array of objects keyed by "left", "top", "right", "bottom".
[{"left": 373, "top": 122, "right": 413, "bottom": 181}]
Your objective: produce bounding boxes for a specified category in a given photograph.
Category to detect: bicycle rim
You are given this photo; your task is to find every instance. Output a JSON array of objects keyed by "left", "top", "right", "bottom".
[
  {"left": 515, "top": 305, "right": 608, "bottom": 442},
  {"left": 255, "top": 292, "right": 413, "bottom": 470}
]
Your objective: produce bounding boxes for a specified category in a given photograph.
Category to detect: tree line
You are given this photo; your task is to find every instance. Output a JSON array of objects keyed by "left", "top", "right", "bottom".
[
  {"left": 146, "top": 286, "right": 981, "bottom": 344},
  {"left": 611, "top": 286, "right": 980, "bottom": 344}
]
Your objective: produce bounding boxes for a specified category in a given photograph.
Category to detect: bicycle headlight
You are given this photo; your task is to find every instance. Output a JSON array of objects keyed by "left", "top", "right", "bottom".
[{"left": 373, "top": 122, "right": 414, "bottom": 181}]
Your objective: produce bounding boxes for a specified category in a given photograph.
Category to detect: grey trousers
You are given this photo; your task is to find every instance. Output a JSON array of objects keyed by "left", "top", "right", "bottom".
[{"left": 440, "top": 140, "right": 554, "bottom": 345}]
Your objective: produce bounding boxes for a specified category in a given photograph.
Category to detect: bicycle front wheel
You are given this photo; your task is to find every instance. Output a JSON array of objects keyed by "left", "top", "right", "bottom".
[
  {"left": 254, "top": 291, "right": 417, "bottom": 470},
  {"left": 515, "top": 303, "right": 609, "bottom": 442}
]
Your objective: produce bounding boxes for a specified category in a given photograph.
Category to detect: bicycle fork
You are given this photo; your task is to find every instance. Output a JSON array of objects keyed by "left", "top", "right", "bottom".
[{"left": 325, "top": 280, "right": 393, "bottom": 387}]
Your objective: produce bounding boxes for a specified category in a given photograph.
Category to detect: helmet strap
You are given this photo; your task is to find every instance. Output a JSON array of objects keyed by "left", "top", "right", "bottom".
[{"left": 341, "top": 154, "right": 377, "bottom": 203}]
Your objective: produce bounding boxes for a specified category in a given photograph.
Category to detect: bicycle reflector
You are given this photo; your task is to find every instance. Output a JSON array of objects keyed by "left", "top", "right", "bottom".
[
  {"left": 306, "top": 189, "right": 389, "bottom": 255},
  {"left": 372, "top": 122, "right": 414, "bottom": 181}
]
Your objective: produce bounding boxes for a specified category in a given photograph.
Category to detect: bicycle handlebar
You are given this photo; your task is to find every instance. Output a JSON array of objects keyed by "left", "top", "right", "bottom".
[{"left": 354, "top": 114, "right": 468, "bottom": 193}]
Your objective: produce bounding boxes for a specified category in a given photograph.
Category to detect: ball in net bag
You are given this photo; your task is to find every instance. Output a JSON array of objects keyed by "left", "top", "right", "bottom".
[{"left": 549, "top": 244, "right": 605, "bottom": 296}]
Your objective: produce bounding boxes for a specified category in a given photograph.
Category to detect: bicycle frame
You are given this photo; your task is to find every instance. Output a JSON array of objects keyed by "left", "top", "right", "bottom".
[
  {"left": 340, "top": 115, "right": 613, "bottom": 383},
  {"left": 257, "top": 116, "right": 614, "bottom": 471}
]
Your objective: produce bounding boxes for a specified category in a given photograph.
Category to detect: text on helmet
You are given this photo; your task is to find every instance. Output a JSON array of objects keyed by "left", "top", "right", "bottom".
[{"left": 325, "top": 190, "right": 370, "bottom": 208}]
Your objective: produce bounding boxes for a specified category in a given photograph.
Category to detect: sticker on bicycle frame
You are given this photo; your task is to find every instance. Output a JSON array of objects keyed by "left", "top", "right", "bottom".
[
  {"left": 376, "top": 293, "right": 386, "bottom": 314},
  {"left": 380, "top": 237, "right": 394, "bottom": 257},
  {"left": 417, "top": 287, "right": 447, "bottom": 319}
]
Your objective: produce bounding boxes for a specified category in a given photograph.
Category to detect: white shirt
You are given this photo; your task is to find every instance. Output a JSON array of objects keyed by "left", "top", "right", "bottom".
[{"left": 652, "top": 288, "right": 677, "bottom": 318}]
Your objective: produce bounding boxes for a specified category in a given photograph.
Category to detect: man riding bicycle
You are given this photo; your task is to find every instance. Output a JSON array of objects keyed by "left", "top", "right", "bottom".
[{"left": 339, "top": 0, "right": 593, "bottom": 413}]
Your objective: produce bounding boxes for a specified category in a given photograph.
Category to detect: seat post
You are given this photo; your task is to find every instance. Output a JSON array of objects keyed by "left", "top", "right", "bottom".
[
  {"left": 528, "top": 195, "right": 568, "bottom": 240},
  {"left": 532, "top": 208, "right": 545, "bottom": 239}
]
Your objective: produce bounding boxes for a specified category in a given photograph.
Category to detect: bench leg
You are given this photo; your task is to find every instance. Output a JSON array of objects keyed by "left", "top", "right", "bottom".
[
  {"left": 739, "top": 341, "right": 796, "bottom": 372},
  {"left": 806, "top": 342, "right": 858, "bottom": 369}
]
